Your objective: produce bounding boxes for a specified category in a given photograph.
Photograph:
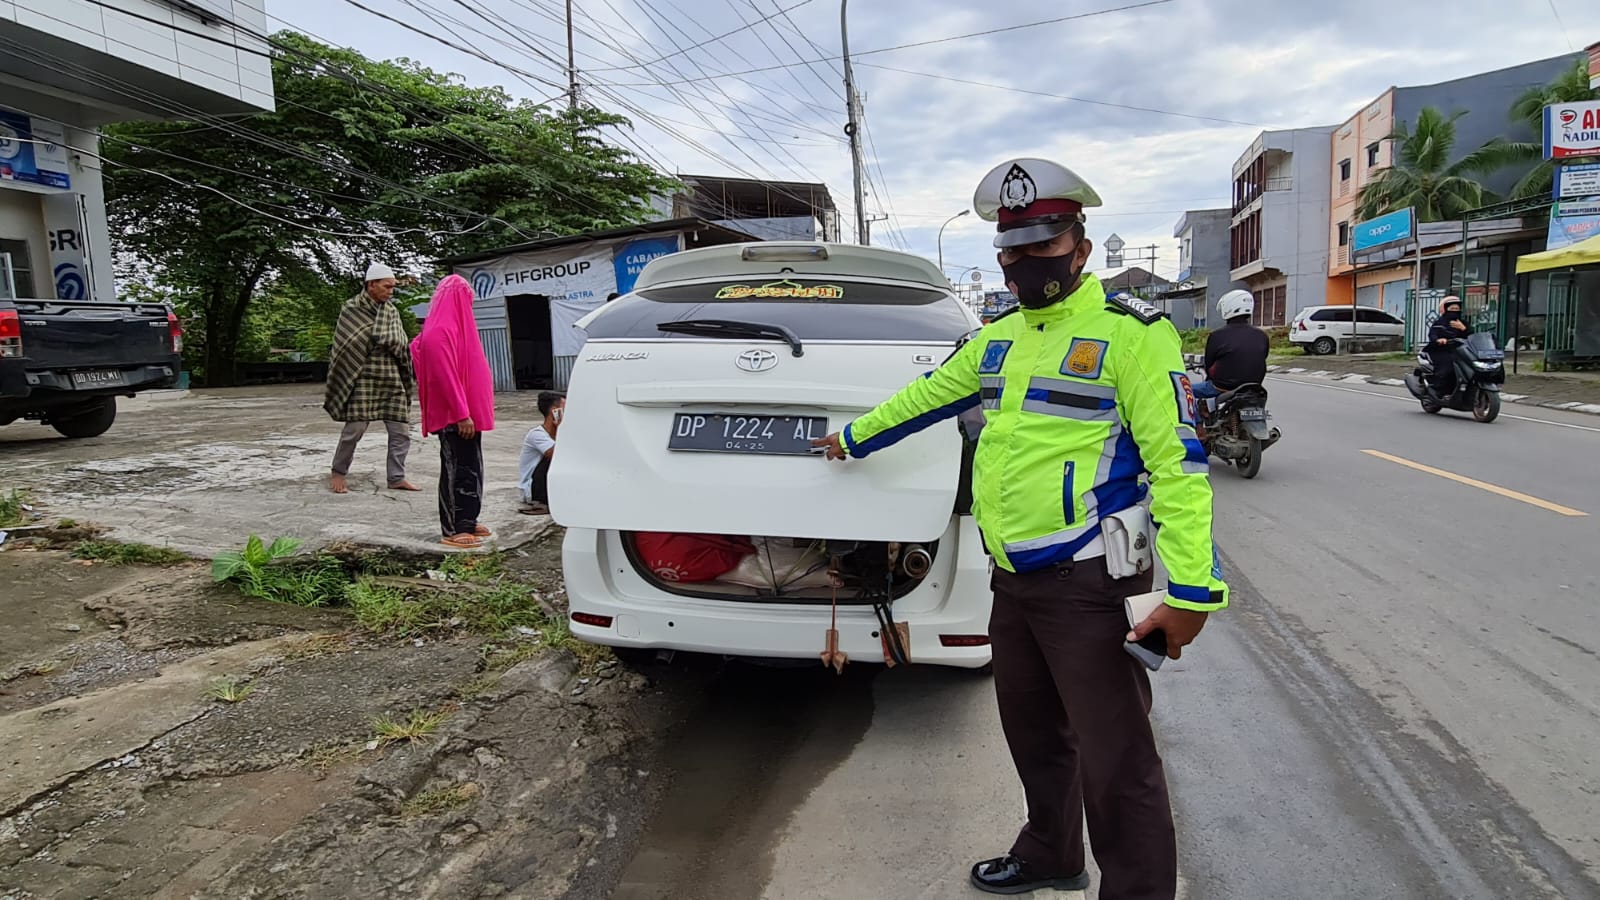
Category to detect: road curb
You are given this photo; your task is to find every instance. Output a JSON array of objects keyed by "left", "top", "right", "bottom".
[{"left": 1266, "top": 365, "right": 1600, "bottom": 418}]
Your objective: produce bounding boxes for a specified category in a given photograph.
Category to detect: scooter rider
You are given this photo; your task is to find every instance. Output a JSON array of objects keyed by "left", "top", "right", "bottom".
[
  {"left": 814, "top": 157, "right": 1228, "bottom": 899},
  {"left": 1427, "top": 295, "right": 1471, "bottom": 395},
  {"left": 1191, "top": 289, "right": 1269, "bottom": 410}
]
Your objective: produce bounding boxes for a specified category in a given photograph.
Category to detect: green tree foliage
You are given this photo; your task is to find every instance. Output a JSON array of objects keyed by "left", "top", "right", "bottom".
[
  {"left": 1354, "top": 107, "right": 1517, "bottom": 223},
  {"left": 103, "top": 32, "right": 677, "bottom": 385},
  {"left": 1487, "top": 58, "right": 1600, "bottom": 200}
]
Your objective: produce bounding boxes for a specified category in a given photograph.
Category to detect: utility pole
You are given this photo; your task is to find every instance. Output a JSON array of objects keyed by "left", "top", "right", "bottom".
[
  {"left": 565, "top": 0, "right": 579, "bottom": 110},
  {"left": 865, "top": 213, "right": 888, "bottom": 247},
  {"left": 841, "top": 0, "right": 867, "bottom": 245}
]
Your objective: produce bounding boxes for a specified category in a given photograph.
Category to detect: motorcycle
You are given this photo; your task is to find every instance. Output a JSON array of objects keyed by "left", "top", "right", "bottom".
[
  {"left": 1193, "top": 373, "right": 1281, "bottom": 480},
  {"left": 1403, "top": 332, "right": 1504, "bottom": 423}
]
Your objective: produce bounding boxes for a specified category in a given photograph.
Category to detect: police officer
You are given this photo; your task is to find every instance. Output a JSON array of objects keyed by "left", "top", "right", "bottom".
[{"left": 815, "top": 158, "right": 1228, "bottom": 899}]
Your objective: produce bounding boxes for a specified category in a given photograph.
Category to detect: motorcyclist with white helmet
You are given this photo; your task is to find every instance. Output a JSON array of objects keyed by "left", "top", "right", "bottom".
[{"left": 1191, "top": 289, "right": 1269, "bottom": 408}]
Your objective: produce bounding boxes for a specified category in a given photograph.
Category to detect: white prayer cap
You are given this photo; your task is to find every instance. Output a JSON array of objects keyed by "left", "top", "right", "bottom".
[{"left": 365, "top": 262, "right": 396, "bottom": 282}]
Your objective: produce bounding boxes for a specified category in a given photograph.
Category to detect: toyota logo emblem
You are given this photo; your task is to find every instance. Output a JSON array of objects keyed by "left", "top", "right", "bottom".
[{"left": 736, "top": 349, "right": 779, "bottom": 372}]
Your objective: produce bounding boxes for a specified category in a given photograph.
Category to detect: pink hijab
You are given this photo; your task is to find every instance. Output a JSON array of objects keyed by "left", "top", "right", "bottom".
[{"left": 411, "top": 274, "right": 495, "bottom": 437}]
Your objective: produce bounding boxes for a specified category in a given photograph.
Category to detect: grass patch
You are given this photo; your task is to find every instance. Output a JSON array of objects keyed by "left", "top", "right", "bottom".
[
  {"left": 0, "top": 490, "right": 30, "bottom": 528},
  {"left": 372, "top": 707, "right": 453, "bottom": 745},
  {"left": 348, "top": 576, "right": 548, "bottom": 638},
  {"left": 212, "top": 536, "right": 355, "bottom": 608},
  {"left": 438, "top": 550, "right": 506, "bottom": 584},
  {"left": 453, "top": 672, "right": 503, "bottom": 700},
  {"left": 205, "top": 675, "right": 255, "bottom": 704},
  {"left": 304, "top": 740, "right": 367, "bottom": 776},
  {"left": 72, "top": 540, "right": 189, "bottom": 566},
  {"left": 402, "top": 783, "right": 478, "bottom": 818}
]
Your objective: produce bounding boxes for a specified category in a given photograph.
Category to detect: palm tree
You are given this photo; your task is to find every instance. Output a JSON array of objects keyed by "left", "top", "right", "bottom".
[
  {"left": 1489, "top": 59, "right": 1600, "bottom": 200},
  {"left": 1355, "top": 106, "right": 1513, "bottom": 223}
]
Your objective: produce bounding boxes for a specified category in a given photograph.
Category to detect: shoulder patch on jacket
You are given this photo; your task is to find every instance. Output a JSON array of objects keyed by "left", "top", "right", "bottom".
[{"left": 1105, "top": 293, "right": 1167, "bottom": 324}]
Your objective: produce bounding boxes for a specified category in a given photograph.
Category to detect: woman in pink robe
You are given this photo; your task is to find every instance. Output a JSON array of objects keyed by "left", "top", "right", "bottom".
[{"left": 411, "top": 275, "right": 496, "bottom": 548}]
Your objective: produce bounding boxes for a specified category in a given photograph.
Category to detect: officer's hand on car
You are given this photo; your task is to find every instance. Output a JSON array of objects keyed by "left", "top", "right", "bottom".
[
  {"left": 812, "top": 432, "right": 847, "bottom": 461},
  {"left": 1128, "top": 603, "right": 1210, "bottom": 660}
]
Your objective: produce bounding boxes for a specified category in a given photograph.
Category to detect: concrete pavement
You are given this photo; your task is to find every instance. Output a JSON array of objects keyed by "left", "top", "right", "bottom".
[
  {"left": 0, "top": 385, "right": 550, "bottom": 556},
  {"left": 613, "top": 374, "right": 1600, "bottom": 900}
]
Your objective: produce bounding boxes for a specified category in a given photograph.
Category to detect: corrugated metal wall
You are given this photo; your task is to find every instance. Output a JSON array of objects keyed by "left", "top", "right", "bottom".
[
  {"left": 472, "top": 297, "right": 515, "bottom": 392},
  {"left": 480, "top": 327, "right": 515, "bottom": 392},
  {"left": 553, "top": 355, "right": 577, "bottom": 389}
]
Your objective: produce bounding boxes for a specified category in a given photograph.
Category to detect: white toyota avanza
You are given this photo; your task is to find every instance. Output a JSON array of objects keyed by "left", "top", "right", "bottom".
[{"left": 551, "top": 242, "right": 994, "bottom": 669}]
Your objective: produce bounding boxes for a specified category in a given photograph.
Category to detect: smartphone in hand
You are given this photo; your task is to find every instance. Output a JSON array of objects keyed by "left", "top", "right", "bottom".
[{"left": 1123, "top": 589, "right": 1168, "bottom": 672}]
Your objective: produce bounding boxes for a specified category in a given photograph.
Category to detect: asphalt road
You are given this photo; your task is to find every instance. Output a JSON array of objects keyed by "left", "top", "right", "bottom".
[{"left": 609, "top": 375, "right": 1600, "bottom": 900}]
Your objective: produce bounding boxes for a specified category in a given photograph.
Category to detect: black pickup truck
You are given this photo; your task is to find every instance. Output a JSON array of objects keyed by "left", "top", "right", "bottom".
[{"left": 0, "top": 297, "right": 182, "bottom": 438}]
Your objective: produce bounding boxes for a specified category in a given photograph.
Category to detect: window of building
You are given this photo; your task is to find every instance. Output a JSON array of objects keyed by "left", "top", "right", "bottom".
[
  {"left": 1337, "top": 222, "right": 1349, "bottom": 246},
  {"left": 1366, "top": 142, "right": 1380, "bottom": 167},
  {"left": 0, "top": 239, "right": 35, "bottom": 299},
  {"left": 1339, "top": 159, "right": 1351, "bottom": 181}
]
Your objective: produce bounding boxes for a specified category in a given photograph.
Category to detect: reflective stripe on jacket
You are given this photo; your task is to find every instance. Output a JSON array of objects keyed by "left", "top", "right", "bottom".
[{"left": 842, "top": 274, "right": 1228, "bottom": 611}]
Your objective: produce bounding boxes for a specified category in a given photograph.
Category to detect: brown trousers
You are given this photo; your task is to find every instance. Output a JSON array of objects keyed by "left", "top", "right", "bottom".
[{"left": 990, "top": 558, "right": 1177, "bottom": 900}]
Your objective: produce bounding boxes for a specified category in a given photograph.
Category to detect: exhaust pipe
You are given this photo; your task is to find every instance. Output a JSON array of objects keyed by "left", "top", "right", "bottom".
[{"left": 901, "top": 545, "right": 932, "bottom": 579}]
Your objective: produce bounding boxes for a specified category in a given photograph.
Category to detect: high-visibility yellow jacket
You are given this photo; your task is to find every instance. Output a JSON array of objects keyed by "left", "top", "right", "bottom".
[{"left": 843, "top": 274, "right": 1228, "bottom": 611}]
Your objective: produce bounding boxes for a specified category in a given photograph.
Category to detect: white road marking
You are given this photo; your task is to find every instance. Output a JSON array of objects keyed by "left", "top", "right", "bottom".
[{"left": 1267, "top": 376, "right": 1600, "bottom": 434}]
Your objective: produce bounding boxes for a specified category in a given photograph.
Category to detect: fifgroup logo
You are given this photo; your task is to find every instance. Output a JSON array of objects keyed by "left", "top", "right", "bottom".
[
  {"left": 54, "top": 262, "right": 85, "bottom": 300},
  {"left": 469, "top": 268, "right": 496, "bottom": 298}
]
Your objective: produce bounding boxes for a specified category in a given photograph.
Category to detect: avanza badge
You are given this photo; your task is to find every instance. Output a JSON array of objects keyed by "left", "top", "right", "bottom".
[{"left": 715, "top": 279, "right": 844, "bottom": 300}]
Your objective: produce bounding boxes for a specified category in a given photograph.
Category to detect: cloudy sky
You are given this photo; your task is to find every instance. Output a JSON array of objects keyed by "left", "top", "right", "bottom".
[{"left": 270, "top": 0, "right": 1585, "bottom": 290}]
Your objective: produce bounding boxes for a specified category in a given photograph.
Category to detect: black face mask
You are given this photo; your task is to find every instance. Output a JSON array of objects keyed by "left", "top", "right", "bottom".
[{"left": 1002, "top": 252, "right": 1084, "bottom": 309}]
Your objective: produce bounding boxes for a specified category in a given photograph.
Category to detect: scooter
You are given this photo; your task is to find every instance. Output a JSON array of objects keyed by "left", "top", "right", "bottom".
[
  {"left": 1197, "top": 380, "right": 1281, "bottom": 480},
  {"left": 1403, "top": 333, "right": 1505, "bottom": 423}
]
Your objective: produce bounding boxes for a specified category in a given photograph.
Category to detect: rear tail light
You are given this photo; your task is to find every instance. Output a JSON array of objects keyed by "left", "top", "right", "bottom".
[
  {"left": 0, "top": 309, "right": 21, "bottom": 358},
  {"left": 1297, "top": 320, "right": 1308, "bottom": 331},
  {"left": 571, "top": 612, "right": 614, "bottom": 628},
  {"left": 939, "top": 634, "right": 991, "bottom": 648},
  {"left": 167, "top": 311, "right": 183, "bottom": 353}
]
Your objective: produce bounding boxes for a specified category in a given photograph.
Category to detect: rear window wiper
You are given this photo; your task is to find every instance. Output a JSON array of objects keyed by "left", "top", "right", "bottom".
[{"left": 655, "top": 318, "right": 804, "bottom": 357}]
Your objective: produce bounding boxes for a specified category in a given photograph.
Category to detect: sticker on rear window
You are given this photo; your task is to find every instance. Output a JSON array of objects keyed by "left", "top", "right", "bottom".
[{"left": 714, "top": 279, "right": 844, "bottom": 300}]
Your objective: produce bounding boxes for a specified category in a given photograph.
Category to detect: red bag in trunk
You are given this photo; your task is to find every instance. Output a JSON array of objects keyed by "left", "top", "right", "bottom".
[{"left": 632, "top": 533, "right": 755, "bottom": 583}]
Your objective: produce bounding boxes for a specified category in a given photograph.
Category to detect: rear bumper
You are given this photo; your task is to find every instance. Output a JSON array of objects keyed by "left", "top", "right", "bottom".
[
  {"left": 562, "top": 518, "right": 995, "bottom": 669},
  {"left": 0, "top": 360, "right": 178, "bottom": 406}
]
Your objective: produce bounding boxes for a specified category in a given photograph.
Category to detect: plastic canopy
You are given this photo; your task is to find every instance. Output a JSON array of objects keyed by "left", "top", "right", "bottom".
[{"left": 1516, "top": 233, "right": 1600, "bottom": 274}]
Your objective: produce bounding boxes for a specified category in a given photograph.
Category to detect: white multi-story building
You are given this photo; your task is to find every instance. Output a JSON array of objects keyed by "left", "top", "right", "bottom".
[
  {"left": 0, "top": 0, "right": 274, "bottom": 302},
  {"left": 1228, "top": 126, "right": 1335, "bottom": 325}
]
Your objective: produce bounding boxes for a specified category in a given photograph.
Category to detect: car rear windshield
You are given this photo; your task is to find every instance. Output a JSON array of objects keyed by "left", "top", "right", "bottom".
[{"left": 582, "top": 279, "right": 972, "bottom": 343}]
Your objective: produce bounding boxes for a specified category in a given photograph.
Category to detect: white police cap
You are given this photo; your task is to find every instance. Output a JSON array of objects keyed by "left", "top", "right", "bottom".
[{"left": 973, "top": 158, "right": 1103, "bottom": 248}]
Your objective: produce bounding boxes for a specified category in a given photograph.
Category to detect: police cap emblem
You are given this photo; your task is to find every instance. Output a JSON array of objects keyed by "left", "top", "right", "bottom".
[{"left": 1000, "top": 164, "right": 1037, "bottom": 211}]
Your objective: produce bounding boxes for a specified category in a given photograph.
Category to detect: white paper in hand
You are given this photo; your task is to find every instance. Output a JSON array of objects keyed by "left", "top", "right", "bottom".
[{"left": 1124, "top": 589, "right": 1167, "bottom": 630}]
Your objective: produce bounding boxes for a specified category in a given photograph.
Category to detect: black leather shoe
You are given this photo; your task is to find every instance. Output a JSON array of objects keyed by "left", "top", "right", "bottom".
[{"left": 969, "top": 855, "right": 1090, "bottom": 894}]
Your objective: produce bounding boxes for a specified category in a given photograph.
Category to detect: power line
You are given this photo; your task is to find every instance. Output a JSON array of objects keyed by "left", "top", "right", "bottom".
[
  {"left": 606, "top": 0, "right": 1175, "bottom": 86},
  {"left": 12, "top": 136, "right": 494, "bottom": 241},
  {"left": 329, "top": 0, "right": 568, "bottom": 91},
  {"left": 856, "top": 63, "right": 1265, "bottom": 128},
  {"left": 1545, "top": 0, "right": 1575, "bottom": 51},
  {"left": 2, "top": 37, "right": 545, "bottom": 236},
  {"left": 588, "top": 0, "right": 819, "bottom": 71},
  {"left": 76, "top": 0, "right": 272, "bottom": 56}
]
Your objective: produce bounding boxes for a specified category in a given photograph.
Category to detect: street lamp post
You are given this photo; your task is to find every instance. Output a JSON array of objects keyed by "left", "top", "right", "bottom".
[{"left": 938, "top": 209, "right": 969, "bottom": 272}]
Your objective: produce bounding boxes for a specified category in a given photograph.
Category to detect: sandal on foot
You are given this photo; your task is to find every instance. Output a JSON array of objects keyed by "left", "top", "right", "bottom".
[
  {"left": 473, "top": 525, "right": 492, "bottom": 537},
  {"left": 441, "top": 534, "right": 482, "bottom": 549}
]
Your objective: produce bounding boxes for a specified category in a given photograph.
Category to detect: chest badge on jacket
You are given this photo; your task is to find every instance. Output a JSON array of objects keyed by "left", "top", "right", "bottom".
[{"left": 1062, "top": 338, "right": 1108, "bottom": 380}]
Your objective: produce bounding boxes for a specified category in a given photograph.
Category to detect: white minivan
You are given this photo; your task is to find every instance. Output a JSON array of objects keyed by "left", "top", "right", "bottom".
[
  {"left": 551, "top": 242, "right": 994, "bottom": 669},
  {"left": 1290, "top": 305, "right": 1406, "bottom": 354}
]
